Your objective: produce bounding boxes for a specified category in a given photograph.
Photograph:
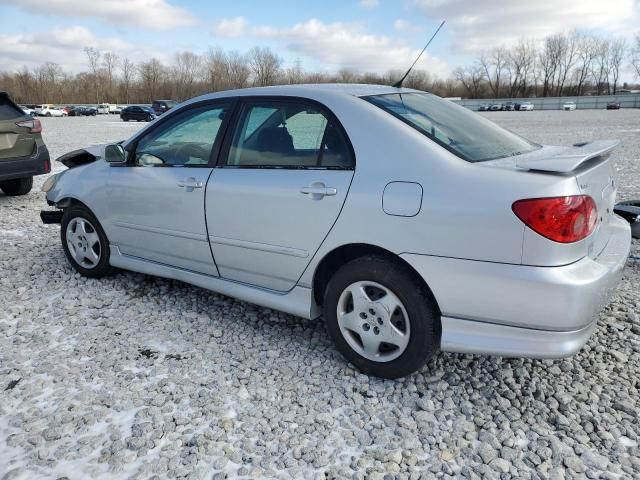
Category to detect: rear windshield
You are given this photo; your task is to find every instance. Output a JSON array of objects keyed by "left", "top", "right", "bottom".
[
  {"left": 364, "top": 93, "right": 539, "bottom": 162},
  {"left": 0, "top": 95, "right": 26, "bottom": 121}
]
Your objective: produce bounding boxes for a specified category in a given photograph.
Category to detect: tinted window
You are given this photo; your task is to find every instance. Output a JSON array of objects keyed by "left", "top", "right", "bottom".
[
  {"left": 0, "top": 96, "right": 25, "bottom": 120},
  {"left": 135, "top": 104, "right": 228, "bottom": 167},
  {"left": 226, "top": 101, "right": 353, "bottom": 169},
  {"left": 365, "top": 93, "right": 539, "bottom": 162}
]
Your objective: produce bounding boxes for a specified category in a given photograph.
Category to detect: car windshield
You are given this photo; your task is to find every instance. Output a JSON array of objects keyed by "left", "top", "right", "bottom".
[{"left": 364, "top": 92, "right": 539, "bottom": 162}]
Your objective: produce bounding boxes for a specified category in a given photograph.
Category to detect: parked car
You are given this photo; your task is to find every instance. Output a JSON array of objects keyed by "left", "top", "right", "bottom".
[
  {"left": 563, "top": 102, "right": 577, "bottom": 111},
  {"left": 489, "top": 103, "right": 503, "bottom": 111},
  {"left": 504, "top": 102, "right": 516, "bottom": 111},
  {"left": 519, "top": 102, "right": 534, "bottom": 111},
  {"left": 68, "top": 106, "right": 97, "bottom": 117},
  {"left": 0, "top": 91, "right": 50, "bottom": 195},
  {"left": 36, "top": 104, "right": 64, "bottom": 117},
  {"left": 477, "top": 104, "right": 490, "bottom": 112},
  {"left": 152, "top": 99, "right": 177, "bottom": 115},
  {"left": 109, "top": 105, "right": 124, "bottom": 114},
  {"left": 20, "top": 106, "right": 36, "bottom": 117},
  {"left": 606, "top": 102, "right": 621, "bottom": 110},
  {"left": 120, "top": 106, "right": 156, "bottom": 122},
  {"left": 94, "top": 104, "right": 109, "bottom": 115},
  {"left": 40, "top": 85, "right": 630, "bottom": 379}
]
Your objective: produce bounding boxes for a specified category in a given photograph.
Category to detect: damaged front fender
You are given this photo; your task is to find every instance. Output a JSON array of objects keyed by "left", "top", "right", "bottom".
[{"left": 57, "top": 142, "right": 123, "bottom": 168}]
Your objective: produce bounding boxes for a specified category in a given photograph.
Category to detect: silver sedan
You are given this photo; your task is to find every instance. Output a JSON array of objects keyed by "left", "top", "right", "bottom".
[{"left": 41, "top": 84, "right": 631, "bottom": 378}]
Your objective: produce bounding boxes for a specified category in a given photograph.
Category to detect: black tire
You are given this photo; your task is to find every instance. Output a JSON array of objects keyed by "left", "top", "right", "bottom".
[
  {"left": 146, "top": 115, "right": 152, "bottom": 122},
  {"left": 324, "top": 255, "right": 440, "bottom": 379},
  {"left": 61, "top": 206, "right": 112, "bottom": 278},
  {"left": 0, "top": 177, "right": 33, "bottom": 196}
]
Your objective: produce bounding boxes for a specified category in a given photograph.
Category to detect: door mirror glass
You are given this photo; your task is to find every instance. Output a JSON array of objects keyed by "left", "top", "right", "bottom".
[{"left": 105, "top": 144, "right": 126, "bottom": 164}]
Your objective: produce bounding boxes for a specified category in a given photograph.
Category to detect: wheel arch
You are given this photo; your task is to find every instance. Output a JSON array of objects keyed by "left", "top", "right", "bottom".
[{"left": 312, "top": 243, "right": 441, "bottom": 313}]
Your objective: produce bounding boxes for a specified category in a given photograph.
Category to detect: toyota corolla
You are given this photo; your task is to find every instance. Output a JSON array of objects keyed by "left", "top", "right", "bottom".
[{"left": 40, "top": 84, "right": 631, "bottom": 379}]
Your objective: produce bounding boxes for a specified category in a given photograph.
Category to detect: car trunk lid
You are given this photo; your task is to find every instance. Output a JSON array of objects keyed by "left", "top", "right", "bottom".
[{"left": 486, "top": 140, "right": 619, "bottom": 260}]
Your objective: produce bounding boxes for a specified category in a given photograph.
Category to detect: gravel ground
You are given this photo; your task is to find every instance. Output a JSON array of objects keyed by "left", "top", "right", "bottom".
[{"left": 1, "top": 111, "right": 639, "bottom": 480}]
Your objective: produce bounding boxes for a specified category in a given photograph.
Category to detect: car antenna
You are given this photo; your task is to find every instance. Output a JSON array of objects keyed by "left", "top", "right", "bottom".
[{"left": 393, "top": 20, "right": 446, "bottom": 89}]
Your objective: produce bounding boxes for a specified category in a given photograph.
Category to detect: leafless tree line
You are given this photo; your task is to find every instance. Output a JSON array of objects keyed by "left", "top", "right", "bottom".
[
  {"left": 456, "top": 31, "right": 639, "bottom": 99},
  {"left": 1, "top": 31, "right": 639, "bottom": 104}
]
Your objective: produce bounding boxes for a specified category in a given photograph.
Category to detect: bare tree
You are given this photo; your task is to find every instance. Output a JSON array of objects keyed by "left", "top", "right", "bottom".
[
  {"left": 102, "top": 52, "right": 120, "bottom": 102},
  {"left": 573, "top": 34, "right": 598, "bottom": 95},
  {"left": 506, "top": 39, "right": 536, "bottom": 97},
  {"left": 479, "top": 47, "right": 508, "bottom": 97},
  {"left": 173, "top": 51, "right": 202, "bottom": 100},
  {"left": 120, "top": 58, "right": 135, "bottom": 104},
  {"left": 285, "top": 58, "right": 304, "bottom": 84},
  {"left": 84, "top": 47, "right": 101, "bottom": 103},
  {"left": 138, "top": 58, "right": 164, "bottom": 102},
  {"left": 591, "top": 38, "right": 611, "bottom": 95},
  {"left": 554, "top": 32, "right": 579, "bottom": 96},
  {"left": 632, "top": 34, "right": 640, "bottom": 79},
  {"left": 608, "top": 38, "right": 626, "bottom": 94},
  {"left": 454, "top": 65, "right": 485, "bottom": 98},
  {"left": 248, "top": 47, "right": 282, "bottom": 86},
  {"left": 538, "top": 34, "right": 564, "bottom": 96}
]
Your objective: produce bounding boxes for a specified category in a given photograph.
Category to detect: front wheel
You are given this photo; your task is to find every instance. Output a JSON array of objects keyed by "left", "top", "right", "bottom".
[
  {"left": 0, "top": 177, "right": 33, "bottom": 196},
  {"left": 61, "top": 206, "right": 111, "bottom": 278},
  {"left": 324, "top": 255, "right": 440, "bottom": 379}
]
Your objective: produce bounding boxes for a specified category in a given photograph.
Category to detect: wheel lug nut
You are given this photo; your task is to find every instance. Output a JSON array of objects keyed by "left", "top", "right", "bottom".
[
  {"left": 362, "top": 323, "right": 370, "bottom": 331},
  {"left": 377, "top": 318, "right": 383, "bottom": 325},
  {"left": 360, "top": 312, "right": 367, "bottom": 319},
  {"left": 369, "top": 308, "right": 376, "bottom": 315},
  {"left": 373, "top": 327, "right": 380, "bottom": 335}
]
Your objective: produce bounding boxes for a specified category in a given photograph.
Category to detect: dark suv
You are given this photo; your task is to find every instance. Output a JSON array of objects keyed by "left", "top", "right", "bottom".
[
  {"left": 0, "top": 92, "right": 50, "bottom": 196},
  {"left": 151, "top": 100, "right": 177, "bottom": 115},
  {"left": 120, "top": 106, "right": 156, "bottom": 122}
]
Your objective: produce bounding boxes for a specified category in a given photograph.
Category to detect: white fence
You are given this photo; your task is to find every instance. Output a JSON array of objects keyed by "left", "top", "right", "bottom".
[{"left": 454, "top": 94, "right": 640, "bottom": 111}]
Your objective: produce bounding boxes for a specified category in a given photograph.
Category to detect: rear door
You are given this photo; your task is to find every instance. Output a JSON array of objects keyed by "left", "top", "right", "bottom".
[
  {"left": 205, "top": 97, "right": 355, "bottom": 292},
  {"left": 0, "top": 94, "right": 34, "bottom": 160}
]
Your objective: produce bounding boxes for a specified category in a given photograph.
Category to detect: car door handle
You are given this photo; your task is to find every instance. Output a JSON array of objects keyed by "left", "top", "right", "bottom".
[
  {"left": 178, "top": 177, "right": 204, "bottom": 192},
  {"left": 300, "top": 183, "right": 337, "bottom": 199}
]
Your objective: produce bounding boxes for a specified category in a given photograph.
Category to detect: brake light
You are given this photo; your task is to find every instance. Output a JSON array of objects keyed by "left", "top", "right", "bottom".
[
  {"left": 16, "top": 118, "right": 42, "bottom": 133},
  {"left": 512, "top": 195, "right": 597, "bottom": 243}
]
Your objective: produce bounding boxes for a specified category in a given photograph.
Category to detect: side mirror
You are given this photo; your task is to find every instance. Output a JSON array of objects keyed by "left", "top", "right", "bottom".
[{"left": 105, "top": 144, "right": 126, "bottom": 164}]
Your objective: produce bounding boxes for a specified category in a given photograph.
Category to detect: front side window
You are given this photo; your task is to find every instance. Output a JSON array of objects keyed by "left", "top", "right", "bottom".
[
  {"left": 134, "top": 104, "right": 228, "bottom": 167},
  {"left": 226, "top": 101, "right": 353, "bottom": 169},
  {"left": 365, "top": 93, "right": 539, "bottom": 162}
]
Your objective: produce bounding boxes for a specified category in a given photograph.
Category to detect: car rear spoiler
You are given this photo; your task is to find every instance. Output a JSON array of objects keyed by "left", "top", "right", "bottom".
[{"left": 515, "top": 140, "right": 619, "bottom": 173}]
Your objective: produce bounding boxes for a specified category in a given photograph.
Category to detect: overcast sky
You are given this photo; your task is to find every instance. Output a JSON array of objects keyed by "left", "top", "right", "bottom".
[{"left": 0, "top": 0, "right": 638, "bottom": 78}]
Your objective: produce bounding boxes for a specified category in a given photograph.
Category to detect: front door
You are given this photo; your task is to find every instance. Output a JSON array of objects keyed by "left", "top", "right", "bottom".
[
  {"left": 206, "top": 98, "right": 355, "bottom": 291},
  {"left": 106, "top": 101, "right": 232, "bottom": 275}
]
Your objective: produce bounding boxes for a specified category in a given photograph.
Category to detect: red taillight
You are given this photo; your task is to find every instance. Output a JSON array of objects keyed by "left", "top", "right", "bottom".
[
  {"left": 15, "top": 118, "right": 42, "bottom": 133},
  {"left": 512, "top": 195, "right": 597, "bottom": 243}
]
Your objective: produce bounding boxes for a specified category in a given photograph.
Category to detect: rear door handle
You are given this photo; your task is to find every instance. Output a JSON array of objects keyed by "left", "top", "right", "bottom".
[
  {"left": 300, "top": 182, "right": 337, "bottom": 200},
  {"left": 178, "top": 177, "right": 204, "bottom": 192}
]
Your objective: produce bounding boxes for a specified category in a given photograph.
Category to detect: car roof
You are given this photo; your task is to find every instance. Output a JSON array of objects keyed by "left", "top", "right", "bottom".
[{"left": 186, "top": 83, "right": 421, "bottom": 105}]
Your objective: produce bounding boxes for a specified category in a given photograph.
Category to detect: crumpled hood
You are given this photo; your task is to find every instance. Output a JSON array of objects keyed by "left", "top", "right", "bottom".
[{"left": 57, "top": 142, "right": 122, "bottom": 168}]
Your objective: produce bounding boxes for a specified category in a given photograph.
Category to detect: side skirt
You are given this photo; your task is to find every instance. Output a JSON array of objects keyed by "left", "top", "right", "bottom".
[{"left": 109, "top": 246, "right": 321, "bottom": 320}]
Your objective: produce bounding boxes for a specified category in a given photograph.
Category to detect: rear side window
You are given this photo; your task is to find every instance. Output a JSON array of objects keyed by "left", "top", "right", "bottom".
[
  {"left": 226, "top": 101, "right": 353, "bottom": 169},
  {"left": 0, "top": 96, "right": 25, "bottom": 120},
  {"left": 365, "top": 93, "right": 539, "bottom": 162}
]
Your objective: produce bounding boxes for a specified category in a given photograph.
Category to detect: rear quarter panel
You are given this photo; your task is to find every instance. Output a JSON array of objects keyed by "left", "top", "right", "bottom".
[{"left": 297, "top": 95, "right": 582, "bottom": 287}]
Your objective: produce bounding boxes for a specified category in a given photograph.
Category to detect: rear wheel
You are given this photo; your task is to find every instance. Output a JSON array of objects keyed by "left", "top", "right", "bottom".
[
  {"left": 0, "top": 177, "right": 33, "bottom": 196},
  {"left": 323, "top": 255, "right": 440, "bottom": 379},
  {"left": 61, "top": 206, "right": 111, "bottom": 278}
]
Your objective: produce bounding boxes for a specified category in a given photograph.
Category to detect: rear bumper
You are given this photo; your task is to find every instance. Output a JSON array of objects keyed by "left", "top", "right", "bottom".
[
  {"left": 0, "top": 145, "right": 50, "bottom": 182},
  {"left": 402, "top": 215, "right": 631, "bottom": 357}
]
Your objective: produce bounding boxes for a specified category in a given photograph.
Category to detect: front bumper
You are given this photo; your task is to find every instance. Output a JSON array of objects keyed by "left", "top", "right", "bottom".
[
  {"left": 402, "top": 215, "right": 631, "bottom": 358},
  {"left": 0, "top": 145, "right": 50, "bottom": 182}
]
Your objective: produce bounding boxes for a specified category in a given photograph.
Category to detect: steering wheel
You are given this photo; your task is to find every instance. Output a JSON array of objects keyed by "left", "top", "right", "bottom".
[{"left": 175, "top": 143, "right": 209, "bottom": 164}]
